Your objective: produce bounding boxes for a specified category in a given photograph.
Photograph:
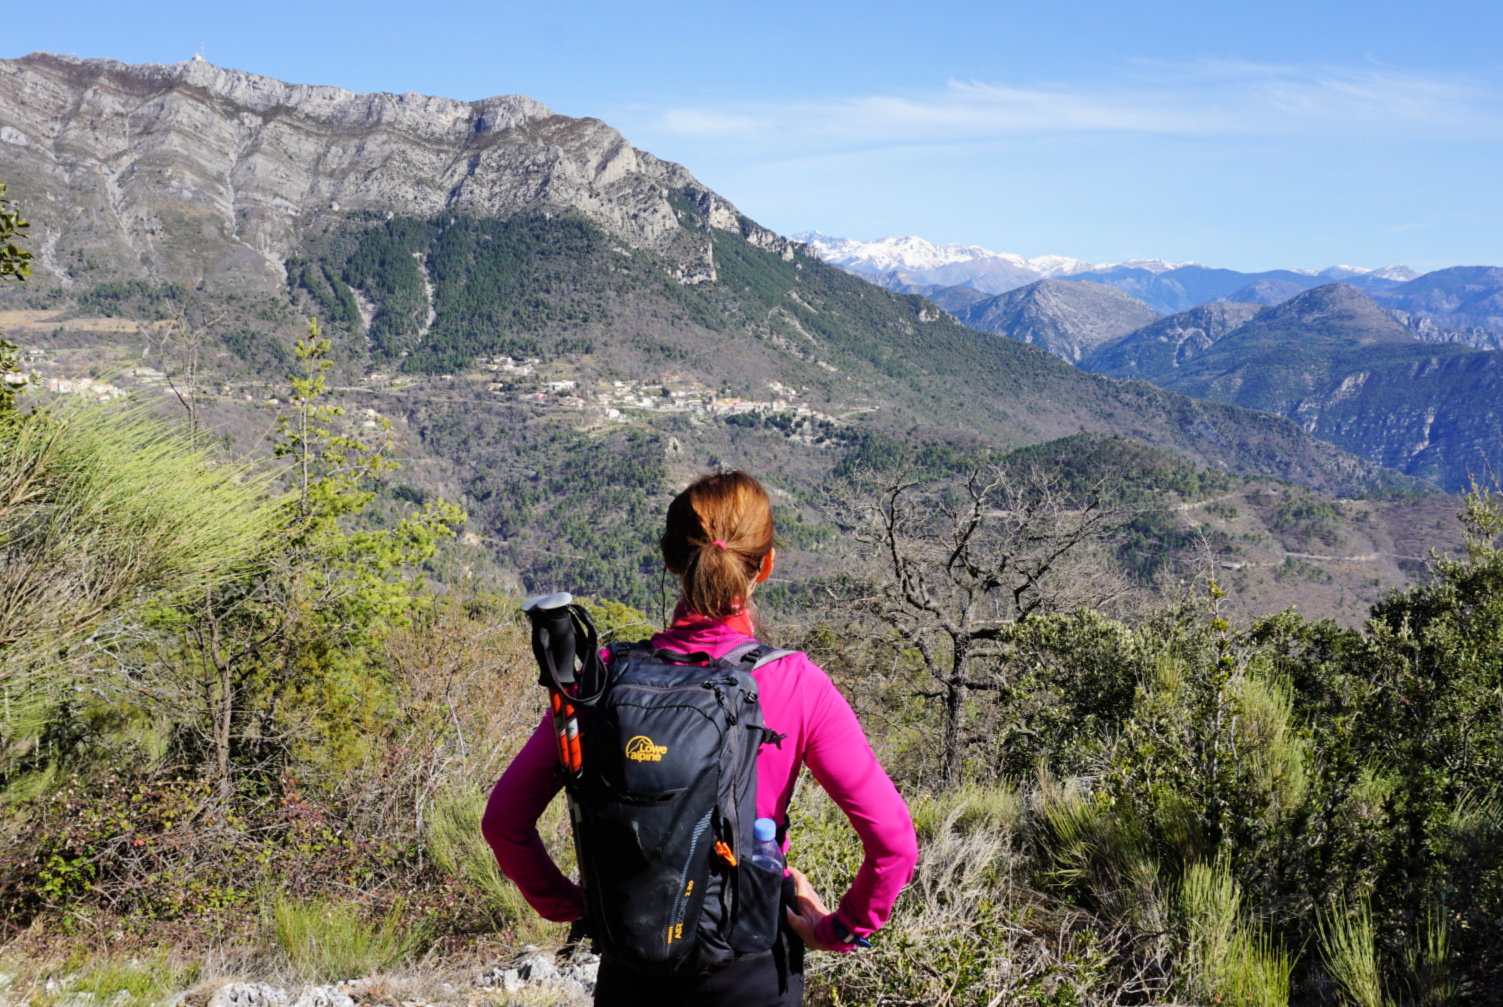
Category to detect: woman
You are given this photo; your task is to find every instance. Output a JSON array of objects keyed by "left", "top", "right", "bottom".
[{"left": 483, "top": 470, "right": 918, "bottom": 1006}]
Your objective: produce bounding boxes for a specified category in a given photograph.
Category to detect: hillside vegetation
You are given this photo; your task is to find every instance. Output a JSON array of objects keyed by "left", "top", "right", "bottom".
[{"left": 0, "top": 369, "right": 1499, "bottom": 1005}]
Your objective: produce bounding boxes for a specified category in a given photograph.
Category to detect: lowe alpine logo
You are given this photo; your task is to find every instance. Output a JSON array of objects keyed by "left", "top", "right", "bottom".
[{"left": 626, "top": 735, "right": 669, "bottom": 762}]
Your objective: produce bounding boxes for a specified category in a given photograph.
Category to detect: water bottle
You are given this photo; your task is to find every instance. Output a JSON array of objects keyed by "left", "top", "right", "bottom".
[{"left": 750, "top": 817, "right": 783, "bottom": 873}]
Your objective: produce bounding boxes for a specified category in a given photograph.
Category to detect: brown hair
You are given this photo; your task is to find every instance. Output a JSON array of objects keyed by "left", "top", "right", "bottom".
[{"left": 660, "top": 470, "right": 776, "bottom": 619}]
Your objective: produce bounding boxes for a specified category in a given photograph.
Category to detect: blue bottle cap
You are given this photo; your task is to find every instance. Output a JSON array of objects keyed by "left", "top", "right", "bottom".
[{"left": 753, "top": 818, "right": 777, "bottom": 841}]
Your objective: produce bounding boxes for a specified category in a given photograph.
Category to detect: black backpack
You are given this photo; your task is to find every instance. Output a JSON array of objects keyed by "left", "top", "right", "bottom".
[{"left": 568, "top": 639, "right": 793, "bottom": 975}]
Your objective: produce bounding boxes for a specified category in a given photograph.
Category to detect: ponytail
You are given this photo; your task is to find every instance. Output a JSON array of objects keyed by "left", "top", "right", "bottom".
[{"left": 660, "top": 471, "right": 775, "bottom": 619}]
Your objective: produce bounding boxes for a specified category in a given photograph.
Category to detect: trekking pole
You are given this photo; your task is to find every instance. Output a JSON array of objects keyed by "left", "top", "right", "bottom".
[
  {"left": 520, "top": 593, "right": 606, "bottom": 949},
  {"left": 521, "top": 592, "right": 601, "bottom": 779},
  {"left": 522, "top": 592, "right": 579, "bottom": 772}
]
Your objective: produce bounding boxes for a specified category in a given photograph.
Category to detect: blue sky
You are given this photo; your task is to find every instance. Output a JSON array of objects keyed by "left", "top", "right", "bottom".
[{"left": 14, "top": 0, "right": 1503, "bottom": 271}]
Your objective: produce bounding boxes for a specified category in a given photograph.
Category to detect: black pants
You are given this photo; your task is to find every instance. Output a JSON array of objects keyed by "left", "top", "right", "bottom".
[{"left": 594, "top": 951, "right": 804, "bottom": 1007}]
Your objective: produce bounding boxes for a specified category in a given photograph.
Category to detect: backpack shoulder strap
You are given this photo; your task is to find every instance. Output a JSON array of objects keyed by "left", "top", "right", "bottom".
[
  {"left": 609, "top": 640, "right": 654, "bottom": 663},
  {"left": 720, "top": 641, "right": 793, "bottom": 749},
  {"left": 720, "top": 640, "right": 797, "bottom": 672}
]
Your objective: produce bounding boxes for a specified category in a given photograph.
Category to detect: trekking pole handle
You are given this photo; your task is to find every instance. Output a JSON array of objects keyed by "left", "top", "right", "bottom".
[{"left": 523, "top": 592, "right": 578, "bottom": 689}]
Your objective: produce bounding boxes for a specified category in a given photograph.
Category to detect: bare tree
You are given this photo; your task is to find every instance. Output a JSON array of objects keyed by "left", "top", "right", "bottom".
[
  {"left": 847, "top": 464, "right": 1128, "bottom": 784},
  {"left": 150, "top": 305, "right": 226, "bottom": 447}
]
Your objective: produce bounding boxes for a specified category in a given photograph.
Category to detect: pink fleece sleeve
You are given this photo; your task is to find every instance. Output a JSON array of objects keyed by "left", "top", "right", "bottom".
[
  {"left": 480, "top": 716, "right": 584, "bottom": 922},
  {"left": 799, "top": 669, "right": 919, "bottom": 948}
]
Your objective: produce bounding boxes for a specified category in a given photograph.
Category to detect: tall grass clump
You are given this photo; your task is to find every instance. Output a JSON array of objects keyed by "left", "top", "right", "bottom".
[
  {"left": 427, "top": 789, "right": 527, "bottom": 926},
  {"left": 0, "top": 401, "right": 274, "bottom": 686},
  {"left": 1035, "top": 769, "right": 1163, "bottom": 929},
  {"left": 1320, "top": 898, "right": 1385, "bottom": 1007},
  {"left": 270, "top": 894, "right": 432, "bottom": 981},
  {"left": 1178, "top": 861, "right": 1293, "bottom": 1007}
]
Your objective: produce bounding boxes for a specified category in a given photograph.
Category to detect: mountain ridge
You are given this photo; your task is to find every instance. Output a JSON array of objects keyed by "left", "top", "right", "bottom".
[
  {"left": 0, "top": 51, "right": 800, "bottom": 296},
  {"left": 952, "top": 279, "right": 1161, "bottom": 364}
]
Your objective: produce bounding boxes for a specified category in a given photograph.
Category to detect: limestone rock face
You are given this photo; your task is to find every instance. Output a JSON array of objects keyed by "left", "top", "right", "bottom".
[{"left": 0, "top": 52, "right": 792, "bottom": 292}]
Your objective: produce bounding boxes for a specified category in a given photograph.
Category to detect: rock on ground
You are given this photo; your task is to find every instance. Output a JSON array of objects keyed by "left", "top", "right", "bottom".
[{"left": 203, "top": 951, "right": 600, "bottom": 1007}]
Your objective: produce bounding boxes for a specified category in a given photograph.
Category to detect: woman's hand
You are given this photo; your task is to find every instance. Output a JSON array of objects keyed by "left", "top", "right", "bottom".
[{"left": 784, "top": 867, "right": 847, "bottom": 952}]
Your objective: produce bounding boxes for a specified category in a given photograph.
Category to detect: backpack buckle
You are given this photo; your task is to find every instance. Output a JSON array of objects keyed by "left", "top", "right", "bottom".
[{"left": 715, "top": 840, "right": 738, "bottom": 867}]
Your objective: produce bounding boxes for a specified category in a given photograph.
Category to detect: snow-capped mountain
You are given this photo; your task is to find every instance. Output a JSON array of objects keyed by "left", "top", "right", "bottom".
[
  {"left": 792, "top": 231, "right": 1101, "bottom": 292},
  {"left": 794, "top": 232, "right": 1096, "bottom": 277},
  {"left": 792, "top": 231, "right": 1420, "bottom": 310}
]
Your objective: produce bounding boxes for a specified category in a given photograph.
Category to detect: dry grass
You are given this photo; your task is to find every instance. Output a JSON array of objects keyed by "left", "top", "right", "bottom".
[{"left": 793, "top": 784, "right": 1173, "bottom": 1007}]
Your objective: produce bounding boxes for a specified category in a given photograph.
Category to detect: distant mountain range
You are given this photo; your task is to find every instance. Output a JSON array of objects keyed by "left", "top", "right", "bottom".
[
  {"left": 926, "top": 264, "right": 1502, "bottom": 490},
  {"left": 796, "top": 231, "right": 1420, "bottom": 313}
]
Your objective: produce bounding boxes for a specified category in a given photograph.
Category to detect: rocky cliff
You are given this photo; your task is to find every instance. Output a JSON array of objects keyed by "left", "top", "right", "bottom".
[{"left": 0, "top": 52, "right": 795, "bottom": 294}]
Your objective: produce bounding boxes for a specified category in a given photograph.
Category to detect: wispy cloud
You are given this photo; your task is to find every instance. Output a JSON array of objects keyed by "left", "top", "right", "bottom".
[{"left": 654, "top": 60, "right": 1503, "bottom": 148}]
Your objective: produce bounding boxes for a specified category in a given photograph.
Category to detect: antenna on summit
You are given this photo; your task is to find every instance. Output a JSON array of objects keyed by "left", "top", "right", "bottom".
[{"left": 192, "top": 44, "right": 206, "bottom": 63}]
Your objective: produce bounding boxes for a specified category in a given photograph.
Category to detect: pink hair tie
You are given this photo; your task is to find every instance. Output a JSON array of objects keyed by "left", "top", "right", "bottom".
[{"left": 711, "top": 540, "right": 727, "bottom": 549}]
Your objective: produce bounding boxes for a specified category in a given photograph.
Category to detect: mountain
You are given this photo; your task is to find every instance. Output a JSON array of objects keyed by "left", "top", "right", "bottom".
[
  {"left": 0, "top": 54, "right": 1437, "bottom": 604},
  {"left": 1083, "top": 302, "right": 1266, "bottom": 377},
  {"left": 1056, "top": 264, "right": 1418, "bottom": 315},
  {"left": 1344, "top": 264, "right": 1423, "bottom": 287},
  {"left": 1369, "top": 267, "right": 1503, "bottom": 336},
  {"left": 1085, "top": 284, "right": 1503, "bottom": 491},
  {"left": 896, "top": 283, "right": 992, "bottom": 312},
  {"left": 952, "top": 280, "right": 1161, "bottom": 363},
  {"left": 0, "top": 52, "right": 779, "bottom": 295},
  {"left": 792, "top": 232, "right": 1097, "bottom": 293},
  {"left": 1221, "top": 279, "right": 1305, "bottom": 306}
]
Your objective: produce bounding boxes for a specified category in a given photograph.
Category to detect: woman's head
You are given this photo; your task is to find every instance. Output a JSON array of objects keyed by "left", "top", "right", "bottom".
[{"left": 660, "top": 470, "right": 776, "bottom": 618}]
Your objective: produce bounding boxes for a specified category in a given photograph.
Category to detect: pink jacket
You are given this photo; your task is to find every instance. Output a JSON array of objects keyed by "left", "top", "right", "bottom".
[{"left": 481, "top": 615, "right": 919, "bottom": 949}]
